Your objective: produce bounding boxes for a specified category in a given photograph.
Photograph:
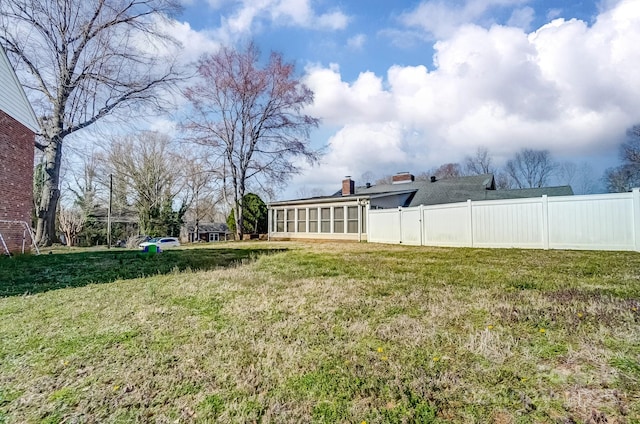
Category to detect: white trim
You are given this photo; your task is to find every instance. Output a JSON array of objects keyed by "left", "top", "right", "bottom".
[{"left": 0, "top": 45, "right": 38, "bottom": 132}]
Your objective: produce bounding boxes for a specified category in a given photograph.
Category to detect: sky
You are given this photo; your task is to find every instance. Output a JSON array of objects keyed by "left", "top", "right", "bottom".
[{"left": 150, "top": 0, "right": 640, "bottom": 198}]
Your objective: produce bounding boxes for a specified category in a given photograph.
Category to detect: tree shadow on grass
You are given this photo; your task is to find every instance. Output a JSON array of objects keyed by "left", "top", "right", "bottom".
[{"left": 0, "top": 247, "right": 286, "bottom": 297}]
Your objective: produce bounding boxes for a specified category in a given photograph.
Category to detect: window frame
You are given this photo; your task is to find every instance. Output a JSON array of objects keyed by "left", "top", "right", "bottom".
[
  {"left": 347, "top": 206, "right": 359, "bottom": 233},
  {"left": 320, "top": 207, "right": 331, "bottom": 233}
]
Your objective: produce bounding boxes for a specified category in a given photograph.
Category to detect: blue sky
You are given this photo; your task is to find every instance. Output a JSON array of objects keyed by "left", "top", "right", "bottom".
[
  {"left": 179, "top": 1, "right": 599, "bottom": 81},
  {"left": 152, "top": 0, "right": 640, "bottom": 197}
]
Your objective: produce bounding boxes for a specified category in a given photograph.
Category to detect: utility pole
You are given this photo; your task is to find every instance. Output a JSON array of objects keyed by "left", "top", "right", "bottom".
[{"left": 107, "top": 173, "right": 113, "bottom": 248}]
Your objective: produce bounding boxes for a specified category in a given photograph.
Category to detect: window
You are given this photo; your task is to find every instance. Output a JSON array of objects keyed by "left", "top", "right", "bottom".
[
  {"left": 309, "top": 208, "right": 318, "bottom": 232},
  {"left": 276, "top": 209, "right": 284, "bottom": 232},
  {"left": 286, "top": 209, "right": 295, "bottom": 232},
  {"left": 347, "top": 206, "right": 358, "bottom": 233},
  {"left": 334, "top": 206, "right": 344, "bottom": 233},
  {"left": 320, "top": 207, "right": 331, "bottom": 233},
  {"left": 297, "top": 209, "right": 307, "bottom": 232}
]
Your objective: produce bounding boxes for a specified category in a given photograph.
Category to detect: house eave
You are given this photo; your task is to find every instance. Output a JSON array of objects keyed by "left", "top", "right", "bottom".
[
  {"left": 268, "top": 189, "right": 418, "bottom": 208},
  {"left": 268, "top": 195, "right": 371, "bottom": 207},
  {"left": 0, "top": 45, "right": 39, "bottom": 133}
]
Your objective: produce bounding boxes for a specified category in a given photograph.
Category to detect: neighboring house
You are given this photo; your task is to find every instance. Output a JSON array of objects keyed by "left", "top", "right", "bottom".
[
  {"left": 0, "top": 45, "right": 39, "bottom": 253},
  {"left": 182, "top": 222, "right": 231, "bottom": 243},
  {"left": 268, "top": 172, "right": 573, "bottom": 241}
]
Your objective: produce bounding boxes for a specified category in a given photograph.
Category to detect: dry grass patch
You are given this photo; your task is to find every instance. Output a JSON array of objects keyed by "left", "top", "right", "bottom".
[{"left": 0, "top": 242, "right": 639, "bottom": 423}]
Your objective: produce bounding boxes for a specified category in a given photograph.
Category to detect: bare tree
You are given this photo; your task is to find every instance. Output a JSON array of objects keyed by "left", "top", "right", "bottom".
[
  {"left": 183, "top": 43, "right": 320, "bottom": 240},
  {"left": 104, "top": 131, "right": 185, "bottom": 236},
  {"left": 504, "top": 149, "right": 556, "bottom": 188},
  {"left": 375, "top": 175, "right": 394, "bottom": 185},
  {"left": 360, "top": 171, "right": 376, "bottom": 186},
  {"left": 181, "top": 157, "right": 223, "bottom": 240},
  {"left": 622, "top": 125, "right": 640, "bottom": 163},
  {"left": 428, "top": 163, "right": 462, "bottom": 179},
  {"left": 295, "top": 186, "right": 325, "bottom": 199},
  {"left": 604, "top": 125, "right": 640, "bottom": 192},
  {"left": 68, "top": 152, "right": 100, "bottom": 214},
  {"left": 556, "top": 161, "right": 597, "bottom": 194},
  {"left": 494, "top": 171, "right": 513, "bottom": 189},
  {"left": 604, "top": 166, "right": 639, "bottom": 193},
  {"left": 0, "top": 0, "right": 182, "bottom": 246},
  {"left": 58, "top": 206, "right": 86, "bottom": 247},
  {"left": 464, "top": 147, "right": 495, "bottom": 175}
]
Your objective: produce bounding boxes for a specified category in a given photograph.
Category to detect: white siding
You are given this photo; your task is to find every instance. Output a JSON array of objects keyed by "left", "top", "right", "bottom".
[{"left": 0, "top": 45, "right": 38, "bottom": 132}]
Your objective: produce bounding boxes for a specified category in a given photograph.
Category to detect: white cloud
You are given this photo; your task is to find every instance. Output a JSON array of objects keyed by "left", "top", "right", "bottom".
[
  {"left": 296, "top": 0, "right": 640, "bottom": 192},
  {"left": 271, "top": 0, "right": 312, "bottom": 26},
  {"left": 205, "top": 0, "right": 233, "bottom": 8},
  {"left": 211, "top": 0, "right": 349, "bottom": 42},
  {"left": 293, "top": 122, "right": 423, "bottom": 190},
  {"left": 507, "top": 6, "right": 535, "bottom": 29},
  {"left": 304, "top": 64, "right": 394, "bottom": 126},
  {"left": 546, "top": 8, "right": 562, "bottom": 20},
  {"left": 163, "top": 20, "right": 221, "bottom": 62},
  {"left": 347, "top": 33, "right": 366, "bottom": 50},
  {"left": 326, "top": 123, "right": 409, "bottom": 167},
  {"left": 317, "top": 11, "right": 349, "bottom": 30},
  {"left": 400, "top": 0, "right": 530, "bottom": 39}
]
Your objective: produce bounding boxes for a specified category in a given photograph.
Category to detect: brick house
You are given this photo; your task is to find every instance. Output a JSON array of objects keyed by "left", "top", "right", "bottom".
[{"left": 0, "top": 45, "right": 39, "bottom": 254}]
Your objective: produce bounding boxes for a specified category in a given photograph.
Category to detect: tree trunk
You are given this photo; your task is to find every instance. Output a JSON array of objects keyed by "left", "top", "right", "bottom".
[
  {"left": 35, "top": 137, "right": 63, "bottom": 246},
  {"left": 234, "top": 181, "right": 244, "bottom": 241},
  {"left": 234, "top": 200, "right": 244, "bottom": 240}
]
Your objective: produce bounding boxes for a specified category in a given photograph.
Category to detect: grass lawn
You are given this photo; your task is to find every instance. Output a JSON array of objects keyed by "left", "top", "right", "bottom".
[{"left": 0, "top": 242, "right": 638, "bottom": 423}]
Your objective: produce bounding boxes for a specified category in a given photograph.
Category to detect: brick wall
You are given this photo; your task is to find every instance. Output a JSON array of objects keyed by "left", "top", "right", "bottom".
[{"left": 0, "top": 109, "right": 35, "bottom": 253}]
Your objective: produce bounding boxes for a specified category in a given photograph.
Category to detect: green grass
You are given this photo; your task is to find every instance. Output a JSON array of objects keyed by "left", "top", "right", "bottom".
[
  {"left": 0, "top": 242, "right": 638, "bottom": 423},
  {"left": 0, "top": 245, "right": 282, "bottom": 297}
]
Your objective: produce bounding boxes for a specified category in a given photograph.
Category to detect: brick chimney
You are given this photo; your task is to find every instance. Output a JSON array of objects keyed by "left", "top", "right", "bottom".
[
  {"left": 392, "top": 172, "right": 415, "bottom": 184},
  {"left": 342, "top": 176, "right": 355, "bottom": 196}
]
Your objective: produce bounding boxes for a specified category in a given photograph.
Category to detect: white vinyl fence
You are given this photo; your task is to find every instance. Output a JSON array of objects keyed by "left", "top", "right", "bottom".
[{"left": 368, "top": 189, "right": 640, "bottom": 251}]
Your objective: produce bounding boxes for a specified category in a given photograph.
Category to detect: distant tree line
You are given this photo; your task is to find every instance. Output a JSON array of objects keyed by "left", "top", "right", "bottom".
[
  {"left": 369, "top": 146, "right": 601, "bottom": 195},
  {"left": 603, "top": 125, "right": 640, "bottom": 192},
  {"left": 52, "top": 130, "right": 272, "bottom": 247}
]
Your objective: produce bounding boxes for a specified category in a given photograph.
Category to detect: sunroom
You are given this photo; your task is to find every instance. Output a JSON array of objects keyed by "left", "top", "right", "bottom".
[{"left": 268, "top": 197, "right": 369, "bottom": 241}]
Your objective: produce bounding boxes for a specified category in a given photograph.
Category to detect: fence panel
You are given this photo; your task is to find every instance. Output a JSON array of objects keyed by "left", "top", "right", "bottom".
[
  {"left": 422, "top": 202, "right": 471, "bottom": 247},
  {"left": 368, "top": 209, "right": 402, "bottom": 244},
  {"left": 472, "top": 198, "right": 544, "bottom": 249},
  {"left": 548, "top": 193, "right": 635, "bottom": 250},
  {"left": 400, "top": 208, "right": 422, "bottom": 245},
  {"left": 367, "top": 189, "right": 640, "bottom": 252}
]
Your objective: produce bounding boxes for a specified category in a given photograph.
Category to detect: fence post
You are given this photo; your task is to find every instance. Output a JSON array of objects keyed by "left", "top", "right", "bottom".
[
  {"left": 419, "top": 204, "right": 425, "bottom": 246},
  {"left": 542, "top": 195, "right": 549, "bottom": 250},
  {"left": 467, "top": 199, "right": 474, "bottom": 247},
  {"left": 398, "top": 206, "right": 403, "bottom": 244},
  {"left": 634, "top": 188, "right": 640, "bottom": 252},
  {"left": 365, "top": 203, "right": 370, "bottom": 243}
]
